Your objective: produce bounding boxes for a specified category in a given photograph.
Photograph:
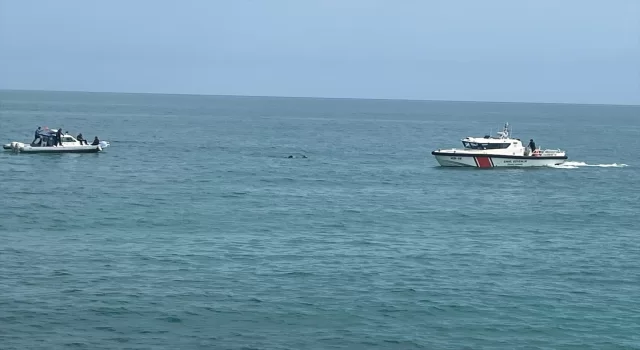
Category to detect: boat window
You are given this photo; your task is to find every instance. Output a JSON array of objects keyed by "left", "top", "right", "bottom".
[
  {"left": 461, "top": 142, "right": 510, "bottom": 149},
  {"left": 483, "top": 143, "right": 510, "bottom": 149},
  {"left": 63, "top": 137, "right": 75, "bottom": 142}
]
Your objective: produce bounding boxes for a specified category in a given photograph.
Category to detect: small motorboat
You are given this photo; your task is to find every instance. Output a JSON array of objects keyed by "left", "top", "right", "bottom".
[
  {"left": 3, "top": 129, "right": 110, "bottom": 154},
  {"left": 431, "top": 123, "right": 567, "bottom": 168}
]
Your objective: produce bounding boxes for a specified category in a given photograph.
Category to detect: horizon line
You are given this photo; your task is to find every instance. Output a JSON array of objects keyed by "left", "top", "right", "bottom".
[{"left": 1, "top": 88, "right": 638, "bottom": 108}]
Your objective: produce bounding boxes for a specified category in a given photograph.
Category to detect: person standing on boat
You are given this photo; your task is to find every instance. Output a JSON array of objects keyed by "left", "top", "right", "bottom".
[
  {"left": 32, "top": 127, "right": 42, "bottom": 145},
  {"left": 528, "top": 139, "right": 536, "bottom": 155},
  {"left": 55, "top": 127, "right": 63, "bottom": 146}
]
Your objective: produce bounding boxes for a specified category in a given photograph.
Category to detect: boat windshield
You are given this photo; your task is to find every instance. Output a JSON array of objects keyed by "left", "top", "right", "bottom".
[{"left": 462, "top": 141, "right": 510, "bottom": 150}]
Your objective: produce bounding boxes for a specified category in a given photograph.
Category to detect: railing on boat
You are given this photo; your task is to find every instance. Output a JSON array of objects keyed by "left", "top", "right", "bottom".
[{"left": 528, "top": 148, "right": 564, "bottom": 157}]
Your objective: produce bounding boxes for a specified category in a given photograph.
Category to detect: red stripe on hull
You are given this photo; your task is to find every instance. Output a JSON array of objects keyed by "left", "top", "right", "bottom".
[{"left": 475, "top": 156, "right": 493, "bottom": 168}]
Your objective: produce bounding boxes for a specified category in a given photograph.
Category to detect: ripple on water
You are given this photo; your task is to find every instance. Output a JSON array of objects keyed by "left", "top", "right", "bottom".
[{"left": 1, "top": 92, "right": 640, "bottom": 349}]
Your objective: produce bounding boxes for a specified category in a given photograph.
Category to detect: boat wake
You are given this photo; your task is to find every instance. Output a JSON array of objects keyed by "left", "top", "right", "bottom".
[{"left": 549, "top": 161, "right": 629, "bottom": 169}]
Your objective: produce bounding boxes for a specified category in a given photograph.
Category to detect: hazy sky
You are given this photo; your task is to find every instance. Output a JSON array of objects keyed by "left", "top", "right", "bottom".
[{"left": 1, "top": 0, "right": 639, "bottom": 104}]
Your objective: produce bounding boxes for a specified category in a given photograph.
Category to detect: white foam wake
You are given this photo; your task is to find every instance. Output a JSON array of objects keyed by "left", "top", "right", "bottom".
[{"left": 549, "top": 161, "right": 629, "bottom": 169}]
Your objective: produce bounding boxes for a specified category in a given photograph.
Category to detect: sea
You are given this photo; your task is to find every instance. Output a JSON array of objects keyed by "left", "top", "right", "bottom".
[{"left": 0, "top": 90, "right": 638, "bottom": 350}]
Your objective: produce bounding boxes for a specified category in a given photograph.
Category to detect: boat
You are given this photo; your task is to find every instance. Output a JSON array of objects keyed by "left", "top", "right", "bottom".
[
  {"left": 3, "top": 129, "right": 110, "bottom": 154},
  {"left": 431, "top": 123, "right": 567, "bottom": 168}
]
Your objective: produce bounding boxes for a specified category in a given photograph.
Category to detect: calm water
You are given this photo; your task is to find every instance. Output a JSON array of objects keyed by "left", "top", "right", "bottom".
[{"left": 1, "top": 90, "right": 639, "bottom": 349}]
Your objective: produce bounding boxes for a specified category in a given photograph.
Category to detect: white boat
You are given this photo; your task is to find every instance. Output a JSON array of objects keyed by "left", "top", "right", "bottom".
[
  {"left": 3, "top": 129, "right": 110, "bottom": 154},
  {"left": 431, "top": 123, "right": 567, "bottom": 168}
]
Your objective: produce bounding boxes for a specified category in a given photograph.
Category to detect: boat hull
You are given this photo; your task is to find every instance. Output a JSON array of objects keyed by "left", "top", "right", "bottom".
[
  {"left": 4, "top": 143, "right": 104, "bottom": 154},
  {"left": 432, "top": 152, "right": 567, "bottom": 168}
]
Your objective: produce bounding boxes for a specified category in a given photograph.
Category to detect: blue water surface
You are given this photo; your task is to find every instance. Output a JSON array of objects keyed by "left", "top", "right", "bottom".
[{"left": 1, "top": 90, "right": 639, "bottom": 349}]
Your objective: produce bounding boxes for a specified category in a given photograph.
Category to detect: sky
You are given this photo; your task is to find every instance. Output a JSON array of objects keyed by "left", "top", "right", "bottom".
[{"left": 0, "top": 0, "right": 639, "bottom": 104}]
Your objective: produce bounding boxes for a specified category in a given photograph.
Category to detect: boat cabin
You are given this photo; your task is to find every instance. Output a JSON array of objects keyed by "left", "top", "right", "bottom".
[
  {"left": 461, "top": 137, "right": 522, "bottom": 150},
  {"left": 34, "top": 129, "right": 84, "bottom": 147},
  {"left": 456, "top": 123, "right": 526, "bottom": 154}
]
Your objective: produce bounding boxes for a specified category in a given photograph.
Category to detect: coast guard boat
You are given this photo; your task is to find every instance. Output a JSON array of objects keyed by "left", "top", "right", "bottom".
[
  {"left": 431, "top": 123, "right": 567, "bottom": 168},
  {"left": 3, "top": 128, "right": 109, "bottom": 154}
]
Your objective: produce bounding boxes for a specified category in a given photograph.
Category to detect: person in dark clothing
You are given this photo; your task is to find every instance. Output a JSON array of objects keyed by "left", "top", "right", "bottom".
[
  {"left": 77, "top": 133, "right": 88, "bottom": 145},
  {"left": 528, "top": 139, "right": 536, "bottom": 154},
  {"left": 91, "top": 136, "right": 100, "bottom": 146},
  {"left": 56, "top": 128, "right": 64, "bottom": 146},
  {"left": 31, "top": 127, "right": 42, "bottom": 145}
]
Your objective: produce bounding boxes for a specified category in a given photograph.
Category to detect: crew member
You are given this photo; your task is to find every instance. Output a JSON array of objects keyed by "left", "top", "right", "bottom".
[
  {"left": 56, "top": 128, "right": 63, "bottom": 146},
  {"left": 528, "top": 139, "right": 536, "bottom": 155},
  {"left": 77, "top": 133, "right": 88, "bottom": 145},
  {"left": 32, "top": 127, "right": 42, "bottom": 145}
]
